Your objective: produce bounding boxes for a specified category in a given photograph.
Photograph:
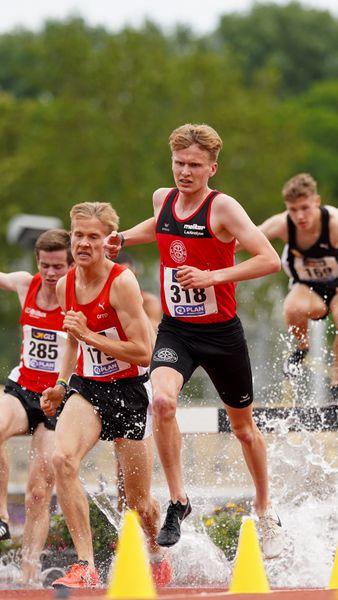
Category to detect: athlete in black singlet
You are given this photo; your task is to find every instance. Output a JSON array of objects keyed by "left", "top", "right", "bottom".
[{"left": 252, "top": 172, "right": 338, "bottom": 400}]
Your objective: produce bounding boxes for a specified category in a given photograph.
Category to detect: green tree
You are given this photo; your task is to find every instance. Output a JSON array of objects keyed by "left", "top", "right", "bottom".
[
  {"left": 296, "top": 80, "right": 338, "bottom": 199},
  {"left": 213, "top": 2, "right": 338, "bottom": 95}
]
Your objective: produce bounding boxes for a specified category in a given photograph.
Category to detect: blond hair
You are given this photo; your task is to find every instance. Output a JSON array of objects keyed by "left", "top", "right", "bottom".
[
  {"left": 35, "top": 229, "right": 73, "bottom": 265},
  {"left": 169, "top": 123, "right": 223, "bottom": 161},
  {"left": 70, "top": 202, "right": 119, "bottom": 234},
  {"left": 282, "top": 173, "right": 318, "bottom": 202}
]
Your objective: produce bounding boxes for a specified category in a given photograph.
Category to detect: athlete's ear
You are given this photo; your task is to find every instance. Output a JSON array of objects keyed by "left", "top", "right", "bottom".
[
  {"left": 315, "top": 194, "right": 321, "bottom": 206},
  {"left": 209, "top": 162, "right": 218, "bottom": 178}
]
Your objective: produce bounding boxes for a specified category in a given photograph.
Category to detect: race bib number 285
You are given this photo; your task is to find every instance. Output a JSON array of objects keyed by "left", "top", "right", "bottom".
[{"left": 22, "top": 325, "right": 67, "bottom": 372}]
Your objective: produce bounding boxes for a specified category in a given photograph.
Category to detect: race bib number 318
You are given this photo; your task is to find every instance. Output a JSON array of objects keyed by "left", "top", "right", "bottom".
[{"left": 164, "top": 266, "right": 218, "bottom": 318}]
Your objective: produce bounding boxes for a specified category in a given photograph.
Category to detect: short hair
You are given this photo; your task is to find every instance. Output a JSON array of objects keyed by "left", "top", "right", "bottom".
[
  {"left": 70, "top": 202, "right": 119, "bottom": 234},
  {"left": 35, "top": 229, "right": 73, "bottom": 265},
  {"left": 282, "top": 173, "right": 318, "bottom": 202},
  {"left": 115, "top": 251, "right": 137, "bottom": 269},
  {"left": 169, "top": 123, "right": 223, "bottom": 161},
  {"left": 115, "top": 251, "right": 141, "bottom": 275}
]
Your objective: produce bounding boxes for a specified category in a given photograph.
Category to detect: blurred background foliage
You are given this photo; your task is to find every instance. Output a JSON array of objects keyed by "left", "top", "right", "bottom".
[{"left": 0, "top": 1, "right": 337, "bottom": 380}]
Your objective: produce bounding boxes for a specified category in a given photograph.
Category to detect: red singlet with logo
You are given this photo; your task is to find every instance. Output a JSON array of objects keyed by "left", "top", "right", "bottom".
[
  {"left": 156, "top": 188, "right": 236, "bottom": 324},
  {"left": 65, "top": 264, "right": 147, "bottom": 381},
  {"left": 8, "top": 273, "right": 67, "bottom": 393}
]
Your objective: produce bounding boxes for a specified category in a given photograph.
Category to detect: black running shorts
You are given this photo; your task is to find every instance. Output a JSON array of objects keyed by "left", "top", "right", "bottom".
[
  {"left": 150, "top": 314, "right": 253, "bottom": 409},
  {"left": 4, "top": 379, "right": 60, "bottom": 433},
  {"left": 68, "top": 372, "right": 152, "bottom": 441},
  {"left": 302, "top": 281, "right": 337, "bottom": 312}
]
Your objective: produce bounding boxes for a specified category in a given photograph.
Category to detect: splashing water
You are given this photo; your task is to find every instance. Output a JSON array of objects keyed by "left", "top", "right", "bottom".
[
  {"left": 79, "top": 382, "right": 337, "bottom": 589},
  {"left": 86, "top": 488, "right": 121, "bottom": 533},
  {"left": 263, "top": 412, "right": 337, "bottom": 588},
  {"left": 2, "top": 324, "right": 336, "bottom": 590},
  {"left": 169, "top": 526, "right": 231, "bottom": 586},
  {"left": 0, "top": 550, "right": 21, "bottom": 587}
]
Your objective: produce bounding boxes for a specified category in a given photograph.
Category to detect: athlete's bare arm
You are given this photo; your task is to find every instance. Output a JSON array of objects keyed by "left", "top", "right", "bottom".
[
  {"left": 235, "top": 212, "right": 288, "bottom": 253},
  {"left": 142, "top": 291, "right": 162, "bottom": 332},
  {"left": 255, "top": 212, "right": 288, "bottom": 243},
  {"left": 40, "top": 276, "right": 78, "bottom": 416},
  {"left": 103, "top": 217, "right": 156, "bottom": 259},
  {"left": 327, "top": 206, "right": 338, "bottom": 247},
  {"left": 0, "top": 271, "right": 33, "bottom": 307},
  {"left": 103, "top": 187, "right": 172, "bottom": 259},
  {"left": 177, "top": 194, "right": 281, "bottom": 290},
  {"left": 59, "top": 270, "right": 152, "bottom": 367},
  {"left": 152, "top": 187, "right": 171, "bottom": 219},
  {"left": 40, "top": 333, "right": 78, "bottom": 416}
]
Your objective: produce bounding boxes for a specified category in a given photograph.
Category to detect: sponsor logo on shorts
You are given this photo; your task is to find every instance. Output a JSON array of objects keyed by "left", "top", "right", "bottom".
[
  {"left": 169, "top": 240, "right": 187, "bottom": 264},
  {"left": 93, "top": 361, "right": 119, "bottom": 376},
  {"left": 240, "top": 393, "right": 251, "bottom": 403},
  {"left": 29, "top": 359, "right": 55, "bottom": 371},
  {"left": 174, "top": 304, "right": 205, "bottom": 316},
  {"left": 31, "top": 328, "right": 57, "bottom": 342},
  {"left": 153, "top": 348, "right": 178, "bottom": 363}
]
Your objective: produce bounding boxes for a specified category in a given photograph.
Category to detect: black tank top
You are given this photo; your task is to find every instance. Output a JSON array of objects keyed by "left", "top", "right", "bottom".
[{"left": 282, "top": 206, "right": 338, "bottom": 287}]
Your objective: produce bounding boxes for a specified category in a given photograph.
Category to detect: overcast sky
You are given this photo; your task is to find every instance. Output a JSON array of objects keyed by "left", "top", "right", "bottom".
[{"left": 1, "top": 0, "right": 338, "bottom": 34}]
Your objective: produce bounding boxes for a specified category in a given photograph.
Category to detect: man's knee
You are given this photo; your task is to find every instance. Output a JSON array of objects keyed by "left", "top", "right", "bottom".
[
  {"left": 152, "top": 393, "right": 176, "bottom": 421},
  {"left": 52, "top": 451, "right": 79, "bottom": 480},
  {"left": 283, "top": 303, "right": 305, "bottom": 324},
  {"left": 25, "top": 477, "right": 53, "bottom": 510},
  {"left": 231, "top": 421, "right": 256, "bottom": 445}
]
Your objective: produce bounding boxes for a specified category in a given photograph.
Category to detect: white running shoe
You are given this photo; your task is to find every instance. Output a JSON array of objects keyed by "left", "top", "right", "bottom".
[{"left": 259, "top": 505, "right": 285, "bottom": 559}]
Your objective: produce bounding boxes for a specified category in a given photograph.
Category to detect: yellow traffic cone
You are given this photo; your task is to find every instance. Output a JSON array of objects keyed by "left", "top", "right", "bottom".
[
  {"left": 329, "top": 546, "right": 338, "bottom": 589},
  {"left": 106, "top": 510, "right": 156, "bottom": 599},
  {"left": 229, "top": 517, "right": 270, "bottom": 594}
]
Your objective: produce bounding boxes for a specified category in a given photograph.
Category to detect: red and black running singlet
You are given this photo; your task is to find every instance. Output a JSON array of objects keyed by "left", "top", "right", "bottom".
[
  {"left": 65, "top": 264, "right": 147, "bottom": 381},
  {"left": 156, "top": 188, "right": 237, "bottom": 324},
  {"left": 9, "top": 273, "right": 67, "bottom": 393}
]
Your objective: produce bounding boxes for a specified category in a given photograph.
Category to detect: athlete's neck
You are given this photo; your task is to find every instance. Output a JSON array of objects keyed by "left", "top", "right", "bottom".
[
  {"left": 76, "top": 260, "right": 112, "bottom": 290},
  {"left": 36, "top": 284, "right": 59, "bottom": 311},
  {"left": 176, "top": 186, "right": 211, "bottom": 217}
]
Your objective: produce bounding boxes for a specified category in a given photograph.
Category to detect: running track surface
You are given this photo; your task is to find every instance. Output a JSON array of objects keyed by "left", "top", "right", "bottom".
[{"left": 0, "top": 588, "right": 337, "bottom": 599}]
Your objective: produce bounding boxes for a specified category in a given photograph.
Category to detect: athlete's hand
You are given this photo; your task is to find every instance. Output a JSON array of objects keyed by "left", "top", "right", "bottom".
[
  {"left": 176, "top": 265, "right": 214, "bottom": 289},
  {"left": 103, "top": 231, "right": 123, "bottom": 260},
  {"left": 40, "top": 386, "right": 64, "bottom": 416},
  {"left": 63, "top": 310, "right": 90, "bottom": 342}
]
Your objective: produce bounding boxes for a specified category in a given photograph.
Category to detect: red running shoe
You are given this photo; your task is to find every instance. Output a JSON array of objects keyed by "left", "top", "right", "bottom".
[
  {"left": 52, "top": 560, "right": 100, "bottom": 588},
  {"left": 151, "top": 557, "right": 172, "bottom": 586}
]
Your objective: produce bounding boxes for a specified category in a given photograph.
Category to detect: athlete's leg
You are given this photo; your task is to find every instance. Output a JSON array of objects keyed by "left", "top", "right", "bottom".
[
  {"left": 20, "top": 424, "right": 55, "bottom": 584},
  {"left": 115, "top": 436, "right": 160, "bottom": 553},
  {"left": 115, "top": 453, "right": 127, "bottom": 512},
  {"left": 283, "top": 284, "right": 327, "bottom": 349},
  {"left": 201, "top": 320, "right": 269, "bottom": 513},
  {"left": 52, "top": 394, "right": 101, "bottom": 567},
  {"left": 329, "top": 293, "right": 338, "bottom": 386},
  {"left": 225, "top": 404, "right": 269, "bottom": 514},
  {"left": 150, "top": 367, "right": 186, "bottom": 504},
  {"left": 0, "top": 392, "right": 28, "bottom": 524}
]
